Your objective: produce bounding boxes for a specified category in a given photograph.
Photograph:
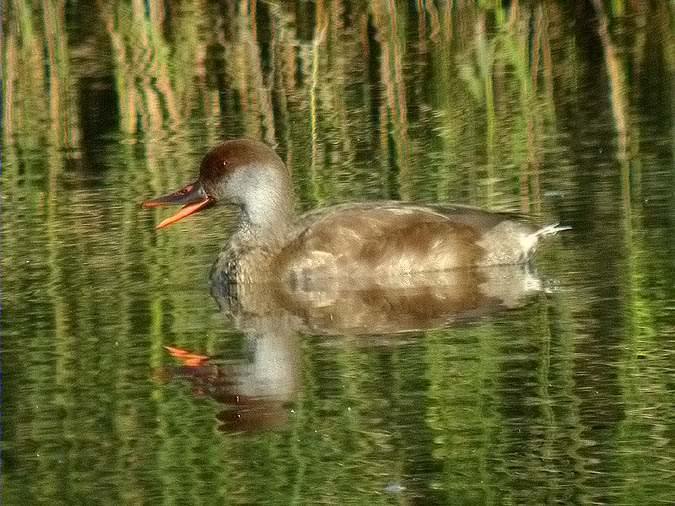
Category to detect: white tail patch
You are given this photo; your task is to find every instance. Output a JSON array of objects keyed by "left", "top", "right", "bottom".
[
  {"left": 518, "top": 223, "right": 570, "bottom": 261},
  {"left": 533, "top": 223, "right": 572, "bottom": 238}
]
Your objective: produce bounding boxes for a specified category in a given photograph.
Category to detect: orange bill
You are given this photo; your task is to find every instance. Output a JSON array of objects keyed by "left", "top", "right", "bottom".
[
  {"left": 142, "top": 181, "right": 214, "bottom": 229},
  {"left": 164, "top": 345, "right": 210, "bottom": 367}
]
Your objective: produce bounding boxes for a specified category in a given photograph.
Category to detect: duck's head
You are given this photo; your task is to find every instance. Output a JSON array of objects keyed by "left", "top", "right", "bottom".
[{"left": 142, "top": 139, "right": 292, "bottom": 229}]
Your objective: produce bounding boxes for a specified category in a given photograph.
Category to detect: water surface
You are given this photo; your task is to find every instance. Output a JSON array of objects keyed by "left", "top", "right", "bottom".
[{"left": 3, "top": 2, "right": 674, "bottom": 504}]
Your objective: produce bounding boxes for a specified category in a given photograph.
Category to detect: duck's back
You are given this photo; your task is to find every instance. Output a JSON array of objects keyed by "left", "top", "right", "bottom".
[{"left": 275, "top": 202, "right": 540, "bottom": 283}]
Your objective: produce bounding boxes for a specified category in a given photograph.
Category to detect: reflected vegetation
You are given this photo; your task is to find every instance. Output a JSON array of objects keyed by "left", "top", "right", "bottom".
[{"left": 3, "top": 0, "right": 674, "bottom": 504}]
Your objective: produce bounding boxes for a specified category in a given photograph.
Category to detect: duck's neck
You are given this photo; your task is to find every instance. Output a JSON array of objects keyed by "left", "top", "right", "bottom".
[{"left": 232, "top": 190, "right": 295, "bottom": 251}]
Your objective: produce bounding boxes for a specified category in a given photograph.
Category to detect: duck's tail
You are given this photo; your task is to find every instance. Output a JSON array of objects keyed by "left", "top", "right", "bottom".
[
  {"left": 534, "top": 223, "right": 572, "bottom": 238},
  {"left": 521, "top": 223, "right": 570, "bottom": 259}
]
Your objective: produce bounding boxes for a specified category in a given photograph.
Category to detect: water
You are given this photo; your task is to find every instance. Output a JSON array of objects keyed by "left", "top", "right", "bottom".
[{"left": 3, "top": 2, "right": 674, "bottom": 504}]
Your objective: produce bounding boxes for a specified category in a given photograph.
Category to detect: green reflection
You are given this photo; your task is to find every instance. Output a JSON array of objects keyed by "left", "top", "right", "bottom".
[{"left": 2, "top": 1, "right": 674, "bottom": 504}]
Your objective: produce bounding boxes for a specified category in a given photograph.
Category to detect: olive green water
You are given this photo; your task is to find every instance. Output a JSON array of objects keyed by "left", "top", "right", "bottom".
[{"left": 2, "top": 2, "right": 674, "bottom": 504}]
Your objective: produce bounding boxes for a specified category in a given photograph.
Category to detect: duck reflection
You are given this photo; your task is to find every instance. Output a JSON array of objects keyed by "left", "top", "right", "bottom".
[
  {"left": 160, "top": 264, "right": 544, "bottom": 433},
  {"left": 162, "top": 332, "right": 299, "bottom": 433}
]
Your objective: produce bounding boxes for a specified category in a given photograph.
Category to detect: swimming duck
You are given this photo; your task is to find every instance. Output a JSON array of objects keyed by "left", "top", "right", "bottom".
[{"left": 142, "top": 139, "right": 567, "bottom": 284}]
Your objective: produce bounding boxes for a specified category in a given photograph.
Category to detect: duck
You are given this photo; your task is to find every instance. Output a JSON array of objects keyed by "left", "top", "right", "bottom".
[{"left": 142, "top": 139, "right": 567, "bottom": 285}]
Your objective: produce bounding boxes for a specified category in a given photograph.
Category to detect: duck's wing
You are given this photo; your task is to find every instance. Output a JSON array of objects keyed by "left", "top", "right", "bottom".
[
  {"left": 410, "top": 202, "right": 533, "bottom": 229},
  {"left": 296, "top": 201, "right": 532, "bottom": 230},
  {"left": 278, "top": 202, "right": 533, "bottom": 280}
]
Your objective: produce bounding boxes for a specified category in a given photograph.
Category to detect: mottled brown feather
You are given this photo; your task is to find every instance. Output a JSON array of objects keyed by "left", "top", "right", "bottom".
[{"left": 272, "top": 202, "right": 535, "bottom": 282}]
